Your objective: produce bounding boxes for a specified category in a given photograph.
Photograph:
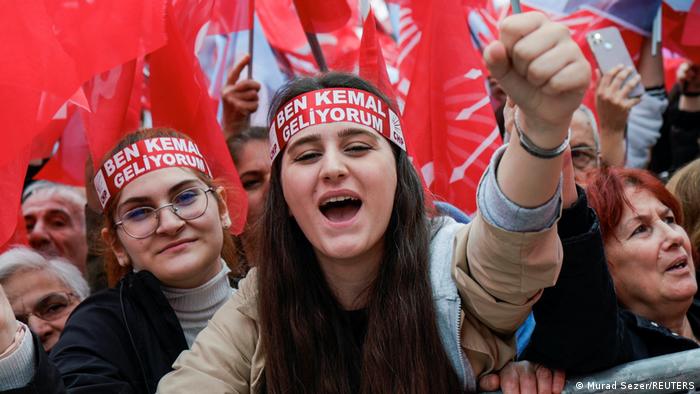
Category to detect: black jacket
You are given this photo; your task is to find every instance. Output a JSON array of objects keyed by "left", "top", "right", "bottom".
[
  {"left": 650, "top": 84, "right": 700, "bottom": 176},
  {"left": 521, "top": 189, "right": 699, "bottom": 374},
  {"left": 6, "top": 271, "right": 188, "bottom": 394}
]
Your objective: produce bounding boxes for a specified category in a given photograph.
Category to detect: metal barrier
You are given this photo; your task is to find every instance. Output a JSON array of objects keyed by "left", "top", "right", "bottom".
[{"left": 482, "top": 348, "right": 700, "bottom": 394}]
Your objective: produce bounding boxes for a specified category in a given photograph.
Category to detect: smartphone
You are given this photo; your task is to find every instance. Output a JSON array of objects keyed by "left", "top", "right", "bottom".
[{"left": 586, "top": 27, "right": 644, "bottom": 98}]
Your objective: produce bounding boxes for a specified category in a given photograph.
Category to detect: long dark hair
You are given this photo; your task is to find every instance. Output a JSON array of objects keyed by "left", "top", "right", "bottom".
[{"left": 257, "top": 73, "right": 462, "bottom": 393}]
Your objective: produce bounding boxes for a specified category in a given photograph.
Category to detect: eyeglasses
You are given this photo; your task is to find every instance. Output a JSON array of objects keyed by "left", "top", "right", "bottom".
[
  {"left": 570, "top": 146, "right": 600, "bottom": 171},
  {"left": 14, "top": 291, "right": 77, "bottom": 324},
  {"left": 115, "top": 187, "right": 215, "bottom": 239}
]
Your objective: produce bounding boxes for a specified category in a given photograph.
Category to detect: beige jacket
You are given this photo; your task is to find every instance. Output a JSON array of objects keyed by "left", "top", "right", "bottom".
[{"left": 157, "top": 212, "right": 562, "bottom": 393}]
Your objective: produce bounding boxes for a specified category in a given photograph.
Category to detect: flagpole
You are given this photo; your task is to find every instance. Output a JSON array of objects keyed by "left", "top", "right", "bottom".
[
  {"left": 510, "top": 0, "right": 521, "bottom": 14},
  {"left": 305, "top": 32, "right": 329, "bottom": 72},
  {"left": 247, "top": 0, "right": 255, "bottom": 79},
  {"left": 651, "top": 5, "right": 661, "bottom": 57},
  {"left": 359, "top": 0, "right": 370, "bottom": 21}
]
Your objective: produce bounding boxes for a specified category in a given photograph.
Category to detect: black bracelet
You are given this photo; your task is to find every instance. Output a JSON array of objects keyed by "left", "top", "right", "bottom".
[{"left": 514, "top": 108, "right": 570, "bottom": 159}]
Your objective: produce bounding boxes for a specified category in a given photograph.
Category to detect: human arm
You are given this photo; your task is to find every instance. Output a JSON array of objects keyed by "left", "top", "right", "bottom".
[
  {"left": 452, "top": 12, "right": 589, "bottom": 376},
  {"left": 0, "top": 284, "right": 38, "bottom": 392},
  {"left": 626, "top": 37, "right": 668, "bottom": 168},
  {"left": 222, "top": 55, "right": 261, "bottom": 138},
  {"left": 0, "top": 283, "right": 69, "bottom": 394},
  {"left": 595, "top": 66, "right": 641, "bottom": 167},
  {"left": 483, "top": 12, "right": 589, "bottom": 208}
]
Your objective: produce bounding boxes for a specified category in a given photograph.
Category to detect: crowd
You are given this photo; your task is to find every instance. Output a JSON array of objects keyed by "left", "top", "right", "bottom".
[{"left": 0, "top": 10, "right": 699, "bottom": 394}]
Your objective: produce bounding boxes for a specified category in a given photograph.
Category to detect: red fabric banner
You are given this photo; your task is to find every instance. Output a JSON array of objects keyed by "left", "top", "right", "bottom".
[
  {"left": 35, "top": 110, "right": 88, "bottom": 186},
  {"left": 401, "top": 0, "right": 499, "bottom": 215},
  {"left": 665, "top": 2, "right": 700, "bottom": 64},
  {"left": 1, "top": 0, "right": 166, "bottom": 247},
  {"left": 0, "top": 146, "right": 31, "bottom": 252},
  {"left": 0, "top": 208, "right": 29, "bottom": 253},
  {"left": 359, "top": 10, "right": 397, "bottom": 104},
  {"left": 256, "top": 0, "right": 360, "bottom": 75},
  {"left": 209, "top": 0, "right": 255, "bottom": 34},
  {"left": 83, "top": 59, "right": 144, "bottom": 166},
  {"left": 682, "top": 0, "right": 700, "bottom": 46},
  {"left": 292, "top": 0, "right": 352, "bottom": 33},
  {"left": 149, "top": 0, "right": 248, "bottom": 235}
]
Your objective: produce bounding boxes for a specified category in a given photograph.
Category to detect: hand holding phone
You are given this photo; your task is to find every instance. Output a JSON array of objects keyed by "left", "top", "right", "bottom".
[{"left": 587, "top": 27, "right": 644, "bottom": 98}]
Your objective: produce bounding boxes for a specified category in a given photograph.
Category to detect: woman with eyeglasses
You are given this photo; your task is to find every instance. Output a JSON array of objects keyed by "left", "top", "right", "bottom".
[
  {"left": 0, "top": 128, "right": 243, "bottom": 393},
  {"left": 158, "top": 12, "right": 590, "bottom": 393},
  {"left": 0, "top": 247, "right": 88, "bottom": 352}
]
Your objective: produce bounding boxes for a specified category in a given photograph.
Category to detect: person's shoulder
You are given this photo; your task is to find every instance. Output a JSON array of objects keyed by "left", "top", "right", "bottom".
[
  {"left": 213, "top": 268, "right": 260, "bottom": 324},
  {"left": 430, "top": 215, "right": 468, "bottom": 240},
  {"left": 51, "top": 288, "right": 132, "bottom": 363},
  {"left": 69, "top": 288, "right": 121, "bottom": 319}
]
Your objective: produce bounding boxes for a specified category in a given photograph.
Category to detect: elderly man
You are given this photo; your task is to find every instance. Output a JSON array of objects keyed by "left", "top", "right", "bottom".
[{"left": 22, "top": 182, "right": 87, "bottom": 274}]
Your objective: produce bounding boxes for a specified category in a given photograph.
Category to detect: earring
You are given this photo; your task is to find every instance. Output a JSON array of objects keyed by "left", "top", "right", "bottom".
[
  {"left": 116, "top": 254, "right": 131, "bottom": 268},
  {"left": 222, "top": 215, "right": 232, "bottom": 229}
]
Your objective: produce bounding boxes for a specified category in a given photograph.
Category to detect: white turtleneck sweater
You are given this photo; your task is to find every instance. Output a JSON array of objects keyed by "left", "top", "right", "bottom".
[{"left": 161, "top": 260, "right": 234, "bottom": 347}]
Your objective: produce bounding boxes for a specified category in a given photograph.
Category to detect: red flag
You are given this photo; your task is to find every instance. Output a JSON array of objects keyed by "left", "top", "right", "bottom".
[
  {"left": 292, "top": 0, "right": 351, "bottom": 33},
  {"left": 0, "top": 210, "right": 29, "bottom": 253},
  {"left": 682, "top": 1, "right": 700, "bottom": 46},
  {"left": 402, "top": 0, "right": 499, "bottom": 215},
  {"left": 0, "top": 1, "right": 79, "bottom": 168},
  {"left": 83, "top": 59, "right": 144, "bottom": 166},
  {"left": 359, "top": 10, "right": 397, "bottom": 104},
  {"left": 209, "top": 0, "right": 255, "bottom": 35},
  {"left": 0, "top": 0, "right": 166, "bottom": 248},
  {"left": 35, "top": 110, "right": 88, "bottom": 186},
  {"left": 44, "top": 0, "right": 166, "bottom": 83},
  {"left": 0, "top": 146, "right": 31, "bottom": 252},
  {"left": 149, "top": 0, "right": 248, "bottom": 235},
  {"left": 665, "top": 2, "right": 700, "bottom": 63},
  {"left": 256, "top": 0, "right": 360, "bottom": 75}
]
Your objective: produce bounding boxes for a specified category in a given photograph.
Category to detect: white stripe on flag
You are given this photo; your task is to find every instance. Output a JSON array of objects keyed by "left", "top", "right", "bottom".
[
  {"left": 455, "top": 96, "right": 491, "bottom": 121},
  {"left": 449, "top": 126, "right": 500, "bottom": 184}
]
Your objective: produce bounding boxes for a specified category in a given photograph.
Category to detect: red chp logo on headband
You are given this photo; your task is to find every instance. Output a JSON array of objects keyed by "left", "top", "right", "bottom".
[
  {"left": 94, "top": 137, "right": 212, "bottom": 209},
  {"left": 268, "top": 88, "right": 406, "bottom": 161}
]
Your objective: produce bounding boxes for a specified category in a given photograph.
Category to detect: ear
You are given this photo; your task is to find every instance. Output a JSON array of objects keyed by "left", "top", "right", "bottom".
[
  {"left": 101, "top": 228, "right": 130, "bottom": 268},
  {"left": 215, "top": 186, "right": 231, "bottom": 229}
]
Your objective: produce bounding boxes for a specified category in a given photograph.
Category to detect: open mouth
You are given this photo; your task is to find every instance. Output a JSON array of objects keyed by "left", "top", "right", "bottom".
[
  {"left": 666, "top": 258, "right": 688, "bottom": 272},
  {"left": 319, "top": 196, "right": 362, "bottom": 222}
]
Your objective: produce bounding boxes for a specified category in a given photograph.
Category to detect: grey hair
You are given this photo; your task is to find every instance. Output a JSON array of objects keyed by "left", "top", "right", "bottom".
[
  {"left": 22, "top": 181, "right": 86, "bottom": 208},
  {"left": 0, "top": 246, "right": 90, "bottom": 300},
  {"left": 575, "top": 105, "right": 600, "bottom": 153}
]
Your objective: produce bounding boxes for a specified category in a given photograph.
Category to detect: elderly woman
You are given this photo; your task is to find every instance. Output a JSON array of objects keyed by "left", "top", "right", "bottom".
[
  {"left": 0, "top": 247, "right": 89, "bottom": 352},
  {"left": 522, "top": 166, "right": 699, "bottom": 374}
]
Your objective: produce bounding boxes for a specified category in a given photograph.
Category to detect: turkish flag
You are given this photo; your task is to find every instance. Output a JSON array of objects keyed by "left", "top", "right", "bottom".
[
  {"left": 401, "top": 0, "right": 499, "bottom": 215},
  {"left": 1, "top": 0, "right": 166, "bottom": 248},
  {"left": 83, "top": 59, "right": 144, "bottom": 166},
  {"left": 149, "top": 0, "right": 248, "bottom": 235}
]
